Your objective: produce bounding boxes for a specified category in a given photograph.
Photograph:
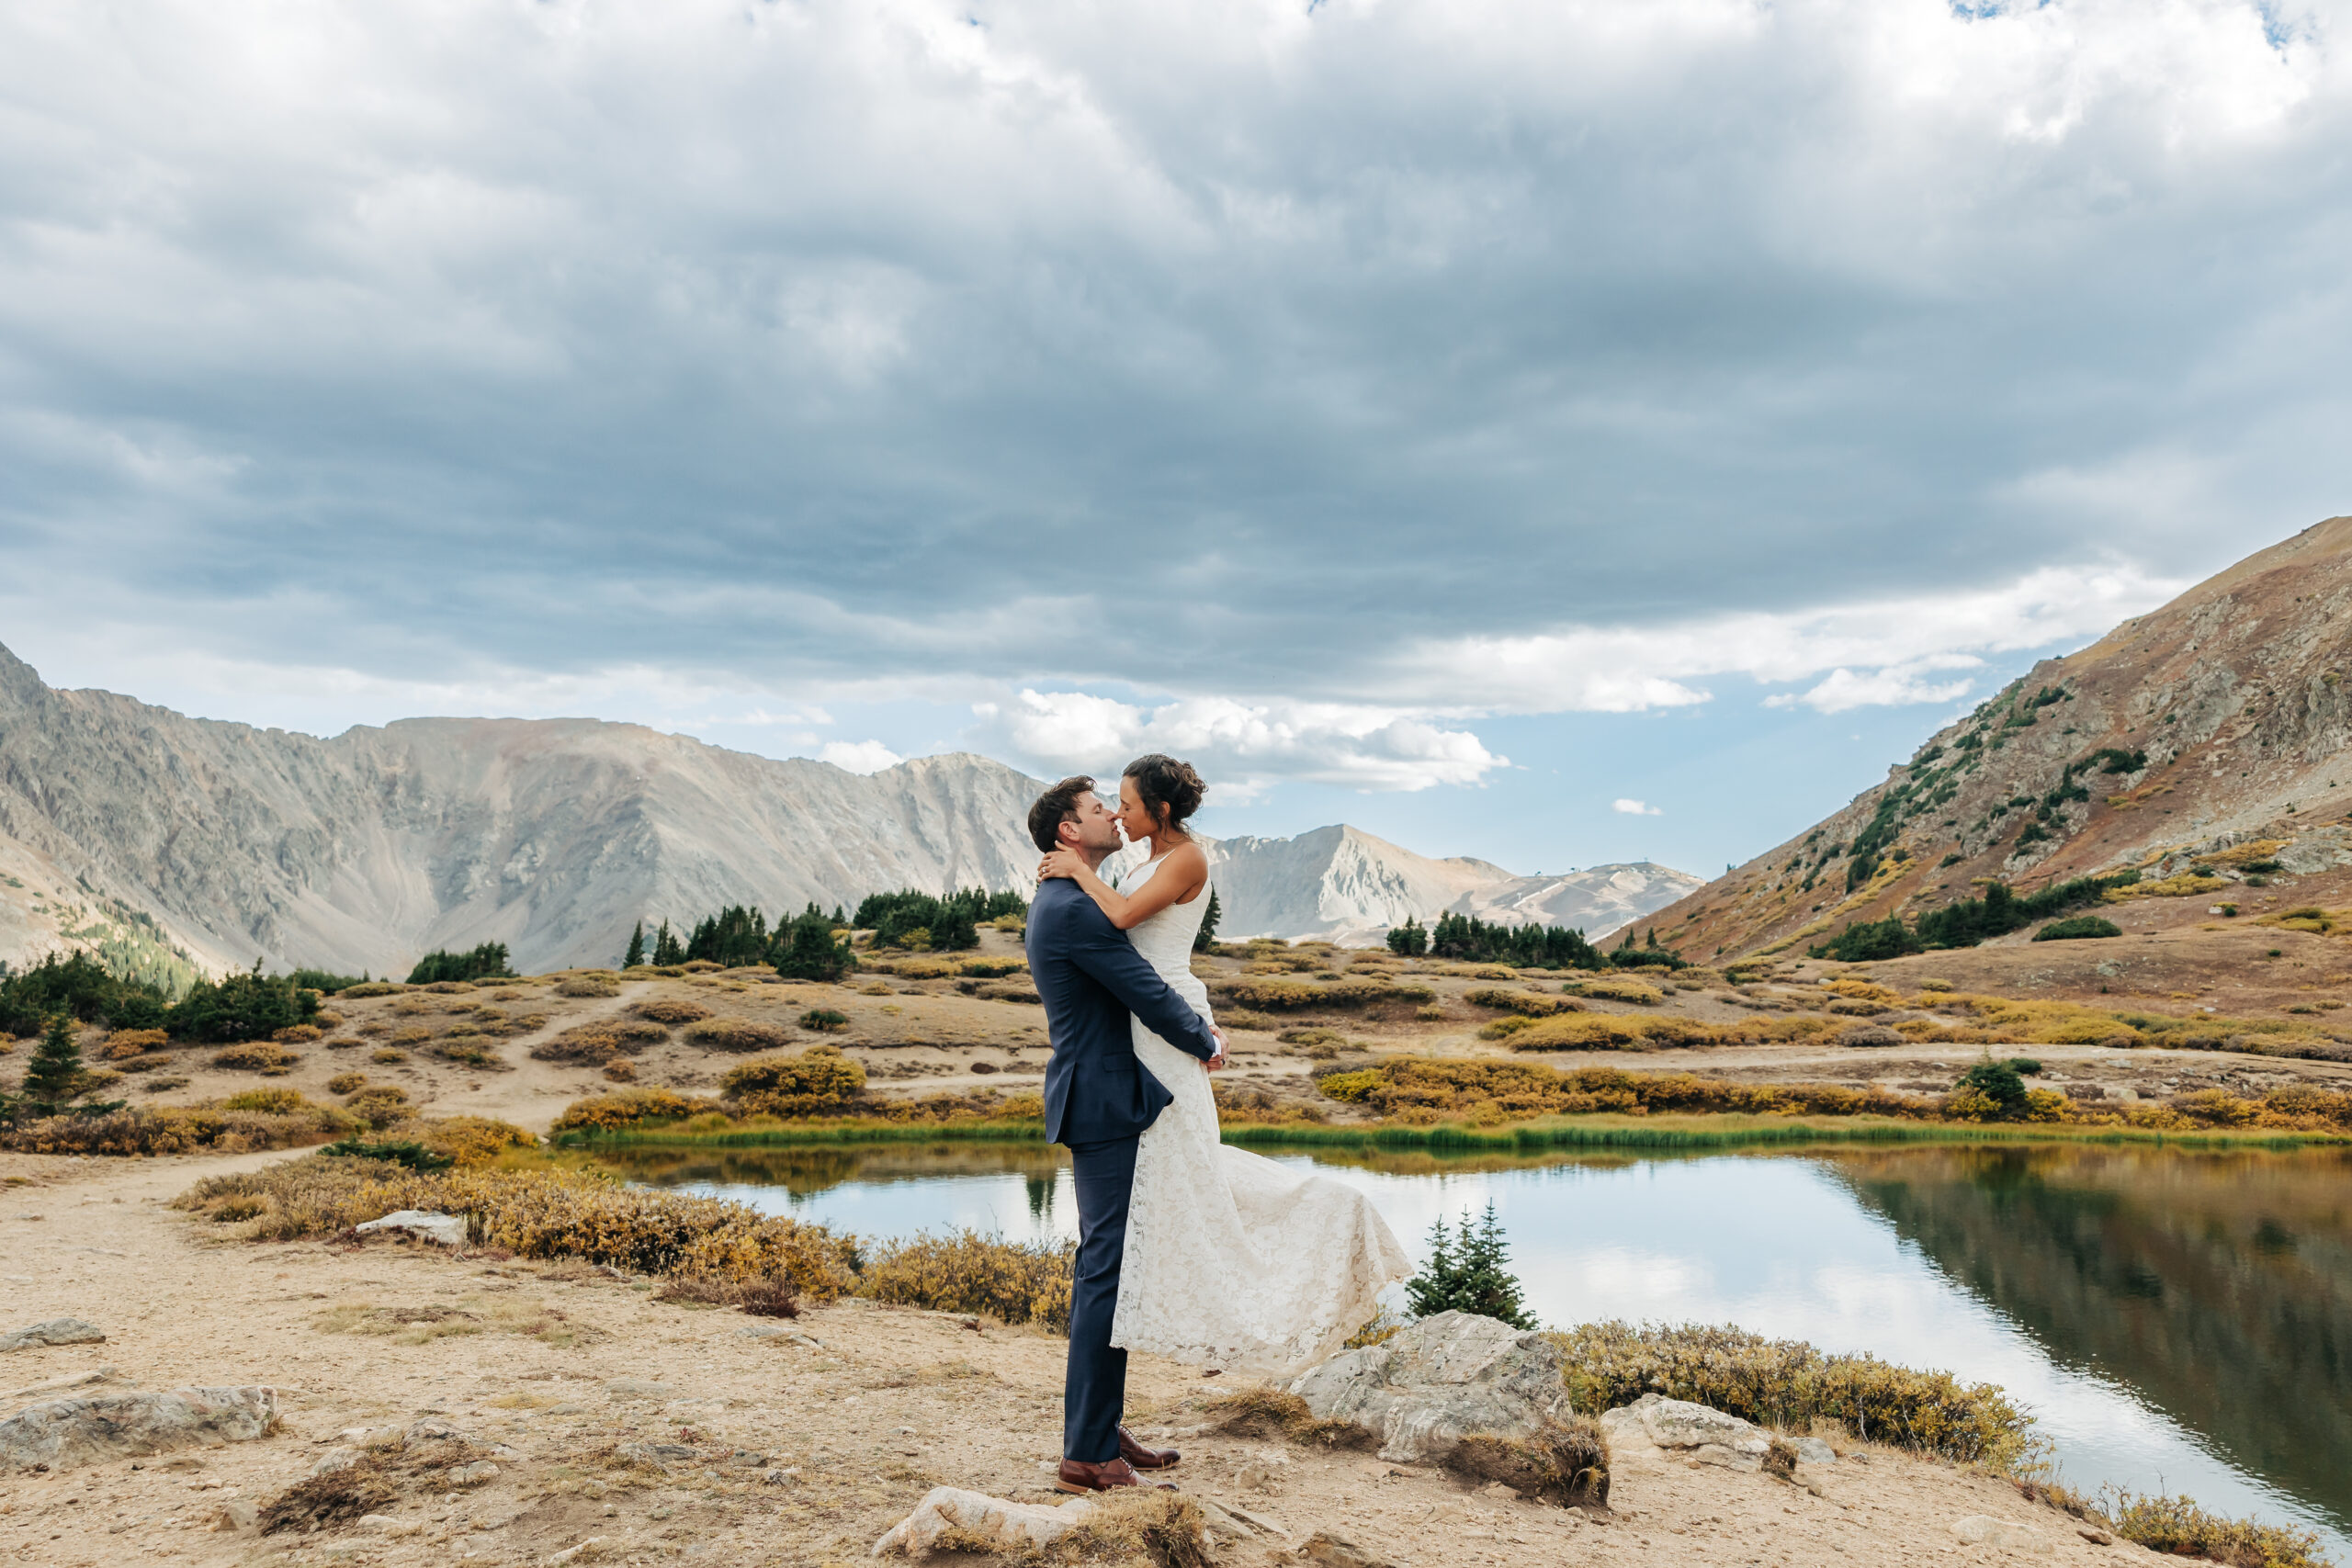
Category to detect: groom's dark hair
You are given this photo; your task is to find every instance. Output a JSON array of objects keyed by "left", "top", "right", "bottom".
[{"left": 1028, "top": 775, "right": 1095, "bottom": 853}]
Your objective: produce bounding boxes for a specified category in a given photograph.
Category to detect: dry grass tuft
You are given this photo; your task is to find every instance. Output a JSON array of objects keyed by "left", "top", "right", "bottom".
[
  {"left": 1202, "top": 1386, "right": 1374, "bottom": 1450},
  {"left": 684, "top": 1018, "right": 796, "bottom": 1053},
  {"left": 258, "top": 1468, "right": 399, "bottom": 1534},
  {"left": 1052, "top": 1489, "right": 1211, "bottom": 1568},
  {"left": 631, "top": 998, "right": 713, "bottom": 1025},
  {"left": 652, "top": 1274, "right": 799, "bottom": 1316},
  {"left": 1443, "top": 1418, "right": 1611, "bottom": 1506}
]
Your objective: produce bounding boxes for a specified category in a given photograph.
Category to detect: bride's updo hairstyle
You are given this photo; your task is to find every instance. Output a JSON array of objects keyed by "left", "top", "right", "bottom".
[{"left": 1123, "top": 753, "right": 1206, "bottom": 835}]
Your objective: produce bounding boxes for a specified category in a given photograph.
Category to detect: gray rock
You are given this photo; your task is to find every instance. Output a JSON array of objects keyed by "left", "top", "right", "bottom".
[
  {"left": 0, "top": 1385, "right": 278, "bottom": 1471},
  {"left": 217, "top": 1498, "right": 259, "bottom": 1533},
  {"left": 1638, "top": 1395, "right": 1762, "bottom": 1450},
  {"left": 1287, "top": 1309, "right": 1574, "bottom": 1463},
  {"left": 1793, "top": 1436, "right": 1837, "bottom": 1465},
  {"left": 311, "top": 1446, "right": 362, "bottom": 1475},
  {"left": 354, "top": 1211, "right": 468, "bottom": 1247},
  {"left": 448, "top": 1461, "right": 501, "bottom": 1487},
  {"left": 0, "top": 1318, "right": 106, "bottom": 1353},
  {"left": 1686, "top": 1442, "right": 1760, "bottom": 1471},
  {"left": 1299, "top": 1530, "right": 1399, "bottom": 1568}
]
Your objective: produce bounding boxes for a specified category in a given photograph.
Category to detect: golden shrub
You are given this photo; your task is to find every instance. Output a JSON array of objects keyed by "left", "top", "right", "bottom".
[
  {"left": 856, "top": 1230, "right": 1076, "bottom": 1329},
  {"left": 221, "top": 1088, "right": 314, "bottom": 1114},
  {"left": 339, "top": 982, "right": 405, "bottom": 998},
  {"left": 1561, "top": 978, "right": 1664, "bottom": 1005},
  {"left": 417, "top": 1115, "right": 537, "bottom": 1167},
  {"left": 718, "top": 1046, "right": 867, "bottom": 1116},
  {"left": 630, "top": 998, "right": 713, "bottom": 1025},
  {"left": 327, "top": 1072, "right": 368, "bottom": 1096},
  {"left": 102, "top": 1029, "right": 170, "bottom": 1059},
  {"left": 683, "top": 1018, "right": 796, "bottom": 1053},
  {"left": 548, "top": 1088, "right": 719, "bottom": 1134},
  {"left": 554, "top": 975, "right": 621, "bottom": 998},
  {"left": 2, "top": 1103, "right": 355, "bottom": 1156},
  {"left": 343, "top": 1086, "right": 412, "bottom": 1130},
  {"left": 174, "top": 1159, "right": 859, "bottom": 1300},
  {"left": 211, "top": 1042, "right": 302, "bottom": 1074},
  {"left": 1464, "top": 988, "right": 1582, "bottom": 1017}
]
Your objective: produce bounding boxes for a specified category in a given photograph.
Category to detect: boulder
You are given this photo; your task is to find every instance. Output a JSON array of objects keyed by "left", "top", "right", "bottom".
[
  {"left": 871, "top": 1486, "right": 1095, "bottom": 1557},
  {"left": 1287, "top": 1310, "right": 1575, "bottom": 1463},
  {"left": 0, "top": 1385, "right": 279, "bottom": 1471},
  {"left": 1600, "top": 1393, "right": 1833, "bottom": 1467},
  {"left": 354, "top": 1211, "right": 468, "bottom": 1247},
  {"left": 0, "top": 1318, "right": 107, "bottom": 1353}
]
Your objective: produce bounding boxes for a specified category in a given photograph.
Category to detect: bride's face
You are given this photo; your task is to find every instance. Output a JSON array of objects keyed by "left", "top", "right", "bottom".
[{"left": 1115, "top": 776, "right": 1162, "bottom": 844}]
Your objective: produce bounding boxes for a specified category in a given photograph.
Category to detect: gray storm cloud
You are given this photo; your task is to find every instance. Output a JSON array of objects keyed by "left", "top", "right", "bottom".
[{"left": 0, "top": 0, "right": 2342, "bottom": 794}]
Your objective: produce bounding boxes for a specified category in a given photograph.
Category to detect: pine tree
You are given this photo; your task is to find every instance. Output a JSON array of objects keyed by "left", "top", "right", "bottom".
[
  {"left": 623, "top": 921, "right": 646, "bottom": 968},
  {"left": 775, "top": 907, "right": 855, "bottom": 983},
  {"left": 1385, "top": 916, "right": 1427, "bottom": 956},
  {"left": 650, "top": 920, "right": 684, "bottom": 966},
  {"left": 1403, "top": 1201, "right": 1537, "bottom": 1329},
  {"left": 1192, "top": 887, "right": 1223, "bottom": 953},
  {"left": 22, "top": 1012, "right": 86, "bottom": 1115}
]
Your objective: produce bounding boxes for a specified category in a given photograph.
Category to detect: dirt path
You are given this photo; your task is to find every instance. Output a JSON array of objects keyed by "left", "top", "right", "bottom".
[{"left": 0, "top": 1147, "right": 2172, "bottom": 1568}]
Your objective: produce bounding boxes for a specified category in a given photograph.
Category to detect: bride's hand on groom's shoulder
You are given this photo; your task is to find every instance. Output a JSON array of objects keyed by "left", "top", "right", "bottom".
[{"left": 1038, "top": 848, "right": 1087, "bottom": 882}]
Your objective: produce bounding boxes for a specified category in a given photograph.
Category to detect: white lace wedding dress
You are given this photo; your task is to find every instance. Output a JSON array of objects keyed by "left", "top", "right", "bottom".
[{"left": 1108, "top": 852, "right": 1413, "bottom": 1376}]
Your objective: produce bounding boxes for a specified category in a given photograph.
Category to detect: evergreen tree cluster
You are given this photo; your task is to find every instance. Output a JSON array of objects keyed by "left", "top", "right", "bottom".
[
  {"left": 1606, "top": 926, "right": 1690, "bottom": 970},
  {"left": 853, "top": 888, "right": 1025, "bottom": 951},
  {"left": 1405, "top": 1201, "right": 1538, "bottom": 1329},
  {"left": 168, "top": 962, "right": 325, "bottom": 1043},
  {"left": 0, "top": 951, "right": 168, "bottom": 1036},
  {"left": 1426, "top": 911, "right": 1605, "bottom": 970},
  {"left": 404, "top": 942, "right": 515, "bottom": 986},
  {"left": 1810, "top": 871, "right": 2143, "bottom": 963},
  {"left": 1385, "top": 917, "right": 1428, "bottom": 956},
  {"left": 624, "top": 904, "right": 859, "bottom": 981}
]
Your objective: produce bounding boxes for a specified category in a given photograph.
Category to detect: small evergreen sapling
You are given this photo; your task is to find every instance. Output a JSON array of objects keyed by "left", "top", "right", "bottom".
[
  {"left": 1404, "top": 1201, "right": 1537, "bottom": 1329},
  {"left": 1193, "top": 887, "right": 1223, "bottom": 953},
  {"left": 623, "top": 921, "right": 647, "bottom": 968},
  {"left": 22, "top": 1013, "right": 87, "bottom": 1116}
]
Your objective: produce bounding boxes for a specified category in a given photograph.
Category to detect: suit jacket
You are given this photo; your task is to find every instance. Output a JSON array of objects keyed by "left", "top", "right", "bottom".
[{"left": 1026, "top": 876, "right": 1221, "bottom": 1146}]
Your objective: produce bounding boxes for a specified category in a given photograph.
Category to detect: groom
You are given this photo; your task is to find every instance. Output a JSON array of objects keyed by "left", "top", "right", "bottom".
[{"left": 1025, "top": 776, "right": 1225, "bottom": 1494}]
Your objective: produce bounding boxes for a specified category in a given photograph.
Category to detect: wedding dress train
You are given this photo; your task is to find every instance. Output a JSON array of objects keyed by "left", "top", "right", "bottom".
[{"left": 1107, "top": 852, "right": 1412, "bottom": 1375}]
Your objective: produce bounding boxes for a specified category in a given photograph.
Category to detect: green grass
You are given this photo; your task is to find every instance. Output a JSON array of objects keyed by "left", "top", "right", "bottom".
[{"left": 560, "top": 1110, "right": 2346, "bottom": 1155}]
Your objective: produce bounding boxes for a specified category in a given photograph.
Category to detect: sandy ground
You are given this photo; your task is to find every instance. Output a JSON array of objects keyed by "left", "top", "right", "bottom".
[{"left": 0, "top": 1147, "right": 2173, "bottom": 1568}]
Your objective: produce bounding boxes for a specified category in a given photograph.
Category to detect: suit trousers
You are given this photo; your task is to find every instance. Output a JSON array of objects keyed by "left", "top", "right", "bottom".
[{"left": 1063, "top": 1131, "right": 1141, "bottom": 1463}]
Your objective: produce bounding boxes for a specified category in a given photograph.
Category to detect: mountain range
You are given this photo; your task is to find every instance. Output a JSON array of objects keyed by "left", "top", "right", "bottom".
[
  {"left": 1647, "top": 515, "right": 2352, "bottom": 960},
  {"left": 0, "top": 643, "right": 1694, "bottom": 977}
]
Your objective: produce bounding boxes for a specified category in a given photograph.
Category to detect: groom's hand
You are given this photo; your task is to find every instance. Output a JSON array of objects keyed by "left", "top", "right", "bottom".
[{"left": 1205, "top": 1025, "right": 1228, "bottom": 1072}]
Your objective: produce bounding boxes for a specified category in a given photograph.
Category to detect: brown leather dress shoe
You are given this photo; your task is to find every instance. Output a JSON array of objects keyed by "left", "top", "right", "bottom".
[
  {"left": 1118, "top": 1426, "right": 1180, "bottom": 1471},
  {"left": 1056, "top": 1456, "right": 1176, "bottom": 1494}
]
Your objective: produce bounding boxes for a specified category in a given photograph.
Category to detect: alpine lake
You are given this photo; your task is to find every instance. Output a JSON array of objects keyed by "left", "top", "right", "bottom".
[{"left": 590, "top": 1135, "right": 2352, "bottom": 1557}]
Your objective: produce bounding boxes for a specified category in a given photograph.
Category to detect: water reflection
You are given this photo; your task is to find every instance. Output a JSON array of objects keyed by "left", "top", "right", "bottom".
[{"left": 600, "top": 1137, "right": 2352, "bottom": 1553}]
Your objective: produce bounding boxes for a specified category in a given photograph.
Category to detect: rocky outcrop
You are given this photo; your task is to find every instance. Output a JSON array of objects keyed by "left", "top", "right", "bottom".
[
  {"left": 871, "top": 1487, "right": 1100, "bottom": 1557},
  {"left": 1285, "top": 1310, "right": 1575, "bottom": 1463},
  {"left": 354, "top": 1211, "right": 468, "bottom": 1247},
  {"left": 1599, "top": 1393, "right": 1836, "bottom": 1472},
  {"left": 0, "top": 1385, "right": 279, "bottom": 1470},
  {"left": 0, "top": 1317, "right": 106, "bottom": 1353}
]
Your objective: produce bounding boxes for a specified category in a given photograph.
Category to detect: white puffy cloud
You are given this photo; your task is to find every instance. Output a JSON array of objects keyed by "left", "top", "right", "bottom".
[
  {"left": 818, "top": 739, "right": 907, "bottom": 773},
  {"left": 976, "top": 690, "right": 1506, "bottom": 795},
  {"left": 1613, "top": 799, "right": 1666, "bottom": 817},
  {"left": 1393, "top": 562, "right": 2182, "bottom": 716}
]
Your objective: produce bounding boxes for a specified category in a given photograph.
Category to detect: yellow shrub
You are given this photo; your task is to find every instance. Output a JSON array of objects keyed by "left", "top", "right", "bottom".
[
  {"left": 549, "top": 1088, "right": 718, "bottom": 1134},
  {"left": 220, "top": 1088, "right": 314, "bottom": 1114},
  {"left": 418, "top": 1115, "right": 538, "bottom": 1167},
  {"left": 1560, "top": 978, "right": 1663, "bottom": 1006},
  {"left": 1464, "top": 988, "right": 1582, "bottom": 1017},
  {"left": 856, "top": 1230, "right": 1075, "bottom": 1329},
  {"left": 718, "top": 1046, "right": 868, "bottom": 1116},
  {"left": 2105, "top": 874, "right": 2227, "bottom": 902}
]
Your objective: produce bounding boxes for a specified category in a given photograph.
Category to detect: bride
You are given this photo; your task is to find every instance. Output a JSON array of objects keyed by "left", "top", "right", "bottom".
[{"left": 1039, "top": 752, "right": 1412, "bottom": 1374}]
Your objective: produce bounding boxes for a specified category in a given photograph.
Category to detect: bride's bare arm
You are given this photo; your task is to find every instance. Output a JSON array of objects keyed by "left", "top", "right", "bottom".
[{"left": 1037, "top": 840, "right": 1208, "bottom": 931}]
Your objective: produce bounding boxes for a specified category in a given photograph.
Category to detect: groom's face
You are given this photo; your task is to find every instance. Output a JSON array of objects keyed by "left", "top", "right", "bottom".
[{"left": 1059, "top": 791, "right": 1124, "bottom": 855}]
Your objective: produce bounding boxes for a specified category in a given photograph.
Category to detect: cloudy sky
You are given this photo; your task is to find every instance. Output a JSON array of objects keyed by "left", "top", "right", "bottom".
[{"left": 2, "top": 0, "right": 2344, "bottom": 875}]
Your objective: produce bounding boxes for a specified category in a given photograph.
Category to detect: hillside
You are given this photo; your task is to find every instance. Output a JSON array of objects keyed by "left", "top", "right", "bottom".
[
  {"left": 0, "top": 644, "right": 1045, "bottom": 976},
  {"left": 0, "top": 643, "right": 1696, "bottom": 973},
  {"left": 1648, "top": 515, "right": 2352, "bottom": 962},
  {"left": 1447, "top": 861, "right": 1705, "bottom": 942}
]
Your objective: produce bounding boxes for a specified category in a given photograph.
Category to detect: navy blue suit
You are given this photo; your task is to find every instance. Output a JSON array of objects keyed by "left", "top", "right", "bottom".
[{"left": 1026, "top": 875, "right": 1220, "bottom": 1462}]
